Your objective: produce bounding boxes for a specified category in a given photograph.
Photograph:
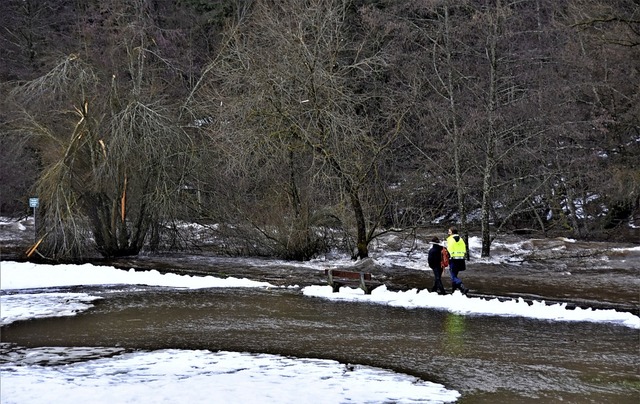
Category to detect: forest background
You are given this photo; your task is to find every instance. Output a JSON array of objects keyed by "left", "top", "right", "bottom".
[{"left": 0, "top": 0, "right": 638, "bottom": 262}]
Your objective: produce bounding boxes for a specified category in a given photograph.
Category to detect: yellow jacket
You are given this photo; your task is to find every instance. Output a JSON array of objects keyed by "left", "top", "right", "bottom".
[{"left": 446, "top": 234, "right": 466, "bottom": 259}]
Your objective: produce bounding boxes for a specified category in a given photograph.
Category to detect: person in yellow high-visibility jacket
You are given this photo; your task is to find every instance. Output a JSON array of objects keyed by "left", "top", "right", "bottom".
[{"left": 446, "top": 227, "right": 469, "bottom": 294}]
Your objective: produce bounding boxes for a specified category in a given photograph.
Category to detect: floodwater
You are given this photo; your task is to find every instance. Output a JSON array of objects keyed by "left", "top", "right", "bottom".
[{"left": 2, "top": 284, "right": 639, "bottom": 403}]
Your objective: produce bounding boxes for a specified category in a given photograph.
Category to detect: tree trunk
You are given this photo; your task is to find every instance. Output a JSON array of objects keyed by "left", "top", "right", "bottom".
[
  {"left": 443, "top": 6, "right": 469, "bottom": 251},
  {"left": 349, "top": 186, "right": 368, "bottom": 260},
  {"left": 480, "top": 0, "right": 502, "bottom": 258}
]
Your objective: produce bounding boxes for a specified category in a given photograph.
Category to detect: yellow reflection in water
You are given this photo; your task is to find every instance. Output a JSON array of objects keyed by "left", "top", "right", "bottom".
[{"left": 443, "top": 313, "right": 466, "bottom": 355}]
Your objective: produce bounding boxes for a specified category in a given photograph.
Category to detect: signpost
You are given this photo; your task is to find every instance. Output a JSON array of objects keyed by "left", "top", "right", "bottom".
[{"left": 29, "top": 197, "right": 39, "bottom": 243}]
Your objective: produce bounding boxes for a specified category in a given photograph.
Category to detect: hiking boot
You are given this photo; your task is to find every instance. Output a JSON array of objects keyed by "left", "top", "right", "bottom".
[{"left": 459, "top": 284, "right": 469, "bottom": 295}]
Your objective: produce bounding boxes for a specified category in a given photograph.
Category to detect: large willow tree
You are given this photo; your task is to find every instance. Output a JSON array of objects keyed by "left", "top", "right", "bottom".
[{"left": 8, "top": 1, "right": 195, "bottom": 260}]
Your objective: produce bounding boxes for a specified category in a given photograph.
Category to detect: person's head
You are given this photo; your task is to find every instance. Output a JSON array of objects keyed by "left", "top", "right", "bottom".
[
  {"left": 448, "top": 227, "right": 457, "bottom": 236},
  {"left": 431, "top": 236, "right": 440, "bottom": 243}
]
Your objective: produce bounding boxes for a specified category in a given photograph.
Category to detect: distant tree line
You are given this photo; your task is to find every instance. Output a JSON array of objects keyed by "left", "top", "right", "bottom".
[{"left": 0, "top": 0, "right": 638, "bottom": 261}]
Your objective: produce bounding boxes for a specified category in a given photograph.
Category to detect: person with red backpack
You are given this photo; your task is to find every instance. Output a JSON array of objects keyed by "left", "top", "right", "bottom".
[{"left": 427, "top": 236, "right": 448, "bottom": 295}]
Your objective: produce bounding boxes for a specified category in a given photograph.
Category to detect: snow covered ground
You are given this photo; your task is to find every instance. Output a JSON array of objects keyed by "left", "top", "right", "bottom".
[{"left": 1, "top": 345, "right": 457, "bottom": 404}]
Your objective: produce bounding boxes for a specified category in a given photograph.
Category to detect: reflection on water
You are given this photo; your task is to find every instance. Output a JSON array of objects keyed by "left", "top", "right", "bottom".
[
  {"left": 1, "top": 287, "right": 639, "bottom": 403},
  {"left": 443, "top": 313, "right": 465, "bottom": 356}
]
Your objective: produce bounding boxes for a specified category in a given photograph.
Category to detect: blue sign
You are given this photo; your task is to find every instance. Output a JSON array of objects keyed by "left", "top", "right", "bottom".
[{"left": 29, "top": 197, "right": 39, "bottom": 208}]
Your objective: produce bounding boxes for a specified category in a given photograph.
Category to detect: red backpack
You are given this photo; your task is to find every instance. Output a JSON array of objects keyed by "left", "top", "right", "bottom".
[{"left": 441, "top": 248, "right": 450, "bottom": 269}]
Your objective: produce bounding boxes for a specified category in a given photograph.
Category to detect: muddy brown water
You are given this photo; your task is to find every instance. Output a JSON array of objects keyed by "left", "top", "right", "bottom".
[{"left": 1, "top": 235, "right": 639, "bottom": 403}]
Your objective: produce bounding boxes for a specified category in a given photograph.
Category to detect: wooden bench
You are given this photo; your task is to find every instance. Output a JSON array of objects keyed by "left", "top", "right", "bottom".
[{"left": 325, "top": 269, "right": 383, "bottom": 295}]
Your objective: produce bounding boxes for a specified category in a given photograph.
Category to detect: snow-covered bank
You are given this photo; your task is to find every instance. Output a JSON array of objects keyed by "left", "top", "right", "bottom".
[
  {"left": 0, "top": 261, "right": 275, "bottom": 291},
  {"left": 2, "top": 261, "right": 638, "bottom": 329},
  {"left": 0, "top": 348, "right": 459, "bottom": 404},
  {"left": 302, "top": 285, "right": 640, "bottom": 329}
]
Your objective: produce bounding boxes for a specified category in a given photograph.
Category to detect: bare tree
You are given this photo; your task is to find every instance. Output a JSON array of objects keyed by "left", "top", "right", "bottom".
[
  {"left": 369, "top": 0, "right": 565, "bottom": 255},
  {"left": 540, "top": 0, "right": 640, "bottom": 236},
  {"left": 0, "top": 0, "right": 77, "bottom": 79},
  {"left": 190, "top": 0, "right": 401, "bottom": 259},
  {"left": 7, "top": 1, "right": 196, "bottom": 259}
]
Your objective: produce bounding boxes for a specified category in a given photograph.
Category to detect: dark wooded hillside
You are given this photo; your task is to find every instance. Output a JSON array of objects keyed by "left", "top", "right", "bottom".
[{"left": 1, "top": 0, "right": 638, "bottom": 261}]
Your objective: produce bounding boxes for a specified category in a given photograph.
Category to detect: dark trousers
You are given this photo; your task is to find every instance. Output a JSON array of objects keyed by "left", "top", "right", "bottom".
[
  {"left": 431, "top": 267, "right": 446, "bottom": 293},
  {"left": 449, "top": 259, "right": 466, "bottom": 286}
]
